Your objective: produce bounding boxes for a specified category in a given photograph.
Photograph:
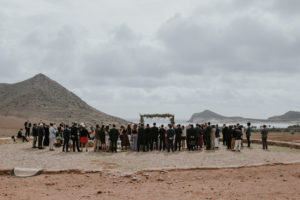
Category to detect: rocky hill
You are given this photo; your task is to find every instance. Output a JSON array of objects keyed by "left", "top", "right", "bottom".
[
  {"left": 189, "top": 110, "right": 300, "bottom": 124},
  {"left": 0, "top": 73, "right": 128, "bottom": 125},
  {"left": 188, "top": 110, "right": 264, "bottom": 123},
  {"left": 268, "top": 111, "right": 300, "bottom": 122}
]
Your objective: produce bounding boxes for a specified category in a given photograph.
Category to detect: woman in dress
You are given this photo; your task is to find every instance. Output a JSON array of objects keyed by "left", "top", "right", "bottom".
[
  {"left": 120, "top": 125, "right": 130, "bottom": 150},
  {"left": 80, "top": 124, "right": 89, "bottom": 152},
  {"left": 181, "top": 125, "right": 186, "bottom": 149},
  {"left": 100, "top": 125, "right": 106, "bottom": 151},
  {"left": 131, "top": 124, "right": 138, "bottom": 151},
  {"left": 105, "top": 125, "right": 110, "bottom": 152},
  {"left": 211, "top": 125, "right": 216, "bottom": 150}
]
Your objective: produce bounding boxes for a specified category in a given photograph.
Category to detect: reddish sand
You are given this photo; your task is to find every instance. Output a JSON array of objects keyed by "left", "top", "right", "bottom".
[{"left": 0, "top": 163, "right": 299, "bottom": 200}]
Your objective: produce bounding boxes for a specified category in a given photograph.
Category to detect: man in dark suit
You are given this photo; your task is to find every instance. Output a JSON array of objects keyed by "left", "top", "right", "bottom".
[
  {"left": 137, "top": 123, "right": 145, "bottom": 152},
  {"left": 206, "top": 122, "right": 212, "bottom": 150},
  {"left": 261, "top": 125, "right": 268, "bottom": 150},
  {"left": 246, "top": 122, "right": 251, "bottom": 148},
  {"left": 151, "top": 123, "right": 159, "bottom": 151},
  {"left": 109, "top": 124, "right": 119, "bottom": 152},
  {"left": 222, "top": 124, "right": 228, "bottom": 146},
  {"left": 159, "top": 125, "right": 166, "bottom": 151},
  {"left": 167, "top": 124, "right": 175, "bottom": 152},
  {"left": 174, "top": 124, "right": 182, "bottom": 151},
  {"left": 32, "top": 124, "right": 38, "bottom": 148},
  {"left": 71, "top": 123, "right": 81, "bottom": 152},
  {"left": 38, "top": 123, "right": 45, "bottom": 149},
  {"left": 24, "top": 120, "right": 31, "bottom": 137},
  {"left": 144, "top": 124, "right": 151, "bottom": 152}
]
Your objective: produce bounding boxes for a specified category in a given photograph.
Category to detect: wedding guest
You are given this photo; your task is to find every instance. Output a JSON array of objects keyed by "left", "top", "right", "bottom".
[
  {"left": 159, "top": 125, "right": 166, "bottom": 151},
  {"left": 43, "top": 124, "right": 49, "bottom": 146},
  {"left": 215, "top": 124, "right": 220, "bottom": 149},
  {"left": 109, "top": 124, "right": 119, "bottom": 153},
  {"left": 13, "top": 128, "right": 29, "bottom": 142},
  {"left": 205, "top": 122, "right": 212, "bottom": 150},
  {"left": 222, "top": 124, "right": 228, "bottom": 146},
  {"left": 71, "top": 123, "right": 81, "bottom": 152},
  {"left": 24, "top": 120, "right": 31, "bottom": 137},
  {"left": 226, "top": 126, "right": 233, "bottom": 149},
  {"left": 105, "top": 125, "right": 110, "bottom": 152},
  {"left": 100, "top": 125, "right": 106, "bottom": 151},
  {"left": 32, "top": 124, "right": 38, "bottom": 148},
  {"left": 199, "top": 124, "right": 204, "bottom": 149},
  {"left": 181, "top": 125, "right": 186, "bottom": 149},
  {"left": 187, "top": 124, "right": 196, "bottom": 151},
  {"left": 131, "top": 124, "right": 138, "bottom": 151},
  {"left": 261, "top": 125, "right": 268, "bottom": 150},
  {"left": 80, "top": 124, "right": 89, "bottom": 152},
  {"left": 231, "top": 126, "right": 236, "bottom": 150},
  {"left": 246, "top": 122, "right": 251, "bottom": 148},
  {"left": 151, "top": 123, "right": 159, "bottom": 151},
  {"left": 174, "top": 124, "right": 182, "bottom": 151},
  {"left": 167, "top": 124, "right": 175, "bottom": 153},
  {"left": 38, "top": 123, "right": 45, "bottom": 149},
  {"left": 144, "top": 124, "right": 151, "bottom": 152},
  {"left": 211, "top": 125, "right": 216, "bottom": 150},
  {"left": 94, "top": 124, "right": 101, "bottom": 152},
  {"left": 49, "top": 123, "right": 56, "bottom": 151},
  {"left": 195, "top": 124, "right": 201, "bottom": 150},
  {"left": 120, "top": 125, "right": 130, "bottom": 150},
  {"left": 234, "top": 126, "right": 243, "bottom": 152},
  {"left": 126, "top": 124, "right": 132, "bottom": 148},
  {"left": 62, "top": 125, "right": 70, "bottom": 152}
]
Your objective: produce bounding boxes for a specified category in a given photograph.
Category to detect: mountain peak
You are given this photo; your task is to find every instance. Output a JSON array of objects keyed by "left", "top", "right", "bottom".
[{"left": 0, "top": 74, "right": 127, "bottom": 124}]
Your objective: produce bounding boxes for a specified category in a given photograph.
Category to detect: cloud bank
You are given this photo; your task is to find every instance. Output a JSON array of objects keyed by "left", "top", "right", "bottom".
[{"left": 0, "top": 0, "right": 300, "bottom": 119}]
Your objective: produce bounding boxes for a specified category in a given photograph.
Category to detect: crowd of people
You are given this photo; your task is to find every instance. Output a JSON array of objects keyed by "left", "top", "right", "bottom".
[{"left": 14, "top": 120, "right": 270, "bottom": 152}]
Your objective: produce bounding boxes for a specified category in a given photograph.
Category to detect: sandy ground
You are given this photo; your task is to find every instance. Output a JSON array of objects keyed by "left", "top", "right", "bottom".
[
  {"left": 0, "top": 139, "right": 300, "bottom": 200},
  {"left": 0, "top": 163, "right": 299, "bottom": 200},
  {"left": 251, "top": 133, "right": 300, "bottom": 144},
  {"left": 0, "top": 142, "right": 299, "bottom": 172}
]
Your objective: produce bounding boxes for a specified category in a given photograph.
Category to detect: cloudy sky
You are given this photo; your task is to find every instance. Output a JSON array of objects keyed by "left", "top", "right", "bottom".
[{"left": 0, "top": 0, "right": 300, "bottom": 120}]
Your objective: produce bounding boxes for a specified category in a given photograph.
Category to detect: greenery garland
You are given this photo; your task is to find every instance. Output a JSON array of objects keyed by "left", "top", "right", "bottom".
[{"left": 139, "top": 113, "right": 175, "bottom": 125}]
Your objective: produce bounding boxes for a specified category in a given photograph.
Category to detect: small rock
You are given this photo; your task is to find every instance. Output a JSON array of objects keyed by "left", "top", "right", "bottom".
[
  {"left": 280, "top": 174, "right": 283, "bottom": 177},
  {"left": 160, "top": 170, "right": 168, "bottom": 174},
  {"left": 97, "top": 191, "right": 102, "bottom": 194},
  {"left": 45, "top": 182, "right": 55, "bottom": 186},
  {"left": 157, "top": 177, "right": 164, "bottom": 181},
  {"left": 131, "top": 177, "right": 138, "bottom": 181}
]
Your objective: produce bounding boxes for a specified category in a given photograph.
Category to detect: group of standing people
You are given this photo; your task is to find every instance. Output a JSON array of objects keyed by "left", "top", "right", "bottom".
[{"left": 16, "top": 120, "right": 270, "bottom": 152}]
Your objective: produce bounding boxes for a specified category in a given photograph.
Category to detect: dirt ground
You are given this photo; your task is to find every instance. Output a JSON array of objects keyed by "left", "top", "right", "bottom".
[
  {"left": 0, "top": 163, "right": 299, "bottom": 200},
  {"left": 251, "top": 133, "right": 300, "bottom": 144}
]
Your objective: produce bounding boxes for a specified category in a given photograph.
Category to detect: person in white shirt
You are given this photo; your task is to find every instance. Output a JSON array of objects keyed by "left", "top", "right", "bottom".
[{"left": 49, "top": 123, "right": 56, "bottom": 151}]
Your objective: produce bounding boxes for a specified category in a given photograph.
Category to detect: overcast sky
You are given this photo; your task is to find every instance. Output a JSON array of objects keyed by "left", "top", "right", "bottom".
[{"left": 1, "top": 0, "right": 300, "bottom": 120}]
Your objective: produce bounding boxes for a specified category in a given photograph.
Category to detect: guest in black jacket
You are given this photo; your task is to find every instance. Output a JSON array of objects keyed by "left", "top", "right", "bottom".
[
  {"left": 222, "top": 124, "right": 228, "bottom": 146},
  {"left": 205, "top": 123, "right": 212, "bottom": 150},
  {"left": 151, "top": 123, "right": 159, "bottom": 151},
  {"left": 174, "top": 124, "right": 182, "bottom": 151},
  {"left": 32, "top": 124, "right": 38, "bottom": 148},
  {"left": 167, "top": 124, "right": 175, "bottom": 153},
  {"left": 12, "top": 128, "right": 29, "bottom": 142},
  {"left": 159, "top": 125, "right": 165, "bottom": 151},
  {"left": 38, "top": 123, "right": 45, "bottom": 149},
  {"left": 24, "top": 120, "right": 31, "bottom": 137},
  {"left": 137, "top": 123, "right": 145, "bottom": 152},
  {"left": 187, "top": 124, "right": 196, "bottom": 151},
  {"left": 71, "top": 123, "right": 81, "bottom": 152},
  {"left": 144, "top": 124, "right": 151, "bottom": 152},
  {"left": 109, "top": 124, "right": 119, "bottom": 153},
  {"left": 43, "top": 125, "right": 49, "bottom": 146},
  {"left": 62, "top": 125, "right": 70, "bottom": 152}
]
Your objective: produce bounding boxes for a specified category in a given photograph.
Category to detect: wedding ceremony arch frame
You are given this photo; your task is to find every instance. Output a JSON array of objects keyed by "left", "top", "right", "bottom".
[{"left": 139, "top": 113, "right": 175, "bottom": 125}]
